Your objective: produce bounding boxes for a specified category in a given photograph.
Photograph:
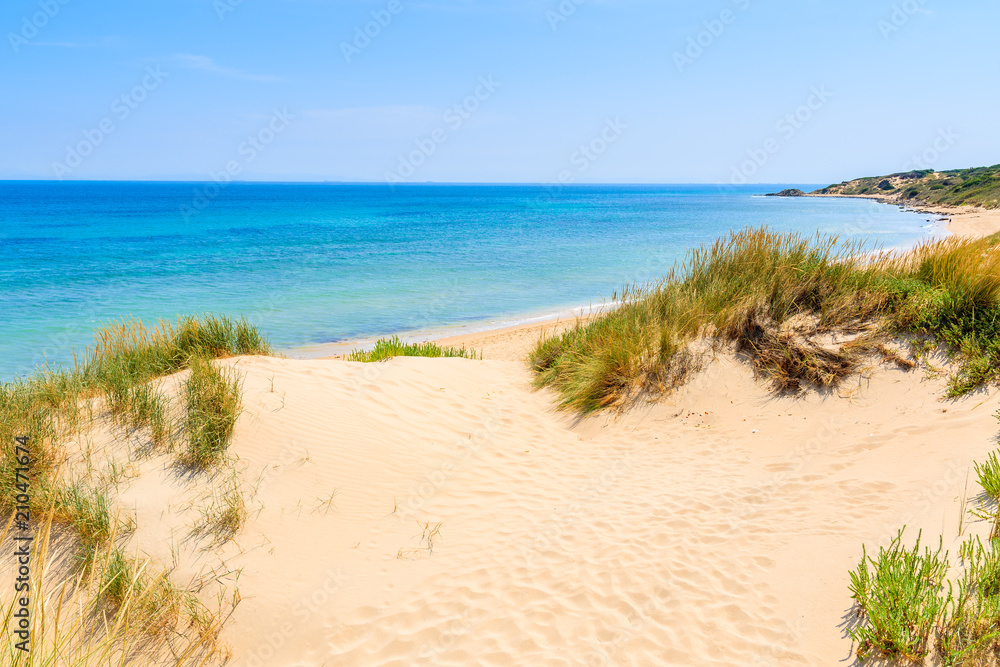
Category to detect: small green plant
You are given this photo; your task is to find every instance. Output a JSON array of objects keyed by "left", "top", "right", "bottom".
[
  {"left": 847, "top": 528, "right": 948, "bottom": 662},
  {"left": 181, "top": 358, "right": 242, "bottom": 469},
  {"left": 850, "top": 448, "right": 1000, "bottom": 665},
  {"left": 348, "top": 335, "right": 479, "bottom": 362},
  {"left": 938, "top": 536, "right": 1000, "bottom": 665},
  {"left": 976, "top": 451, "right": 1000, "bottom": 503},
  {"left": 199, "top": 470, "right": 247, "bottom": 542}
]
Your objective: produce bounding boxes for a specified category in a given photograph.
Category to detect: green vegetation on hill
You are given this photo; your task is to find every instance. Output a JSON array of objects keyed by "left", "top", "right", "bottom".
[
  {"left": 814, "top": 165, "right": 1000, "bottom": 209},
  {"left": 531, "top": 228, "right": 1000, "bottom": 413}
]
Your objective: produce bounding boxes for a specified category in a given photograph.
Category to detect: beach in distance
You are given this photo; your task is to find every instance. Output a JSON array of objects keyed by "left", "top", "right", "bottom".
[{"left": 323, "top": 198, "right": 1000, "bottom": 360}]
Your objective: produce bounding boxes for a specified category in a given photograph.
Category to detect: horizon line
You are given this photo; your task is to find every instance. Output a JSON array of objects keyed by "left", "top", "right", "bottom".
[{"left": 0, "top": 179, "right": 829, "bottom": 186}]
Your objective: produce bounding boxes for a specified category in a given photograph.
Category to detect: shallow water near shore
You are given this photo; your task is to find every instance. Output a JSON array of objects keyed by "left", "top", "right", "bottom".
[{"left": 0, "top": 182, "right": 946, "bottom": 379}]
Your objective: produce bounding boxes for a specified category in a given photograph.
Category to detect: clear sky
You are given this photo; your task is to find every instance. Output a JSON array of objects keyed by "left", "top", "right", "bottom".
[{"left": 1, "top": 0, "right": 997, "bottom": 184}]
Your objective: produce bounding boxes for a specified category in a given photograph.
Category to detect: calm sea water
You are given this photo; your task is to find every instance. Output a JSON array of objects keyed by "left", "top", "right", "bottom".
[{"left": 0, "top": 182, "right": 945, "bottom": 380}]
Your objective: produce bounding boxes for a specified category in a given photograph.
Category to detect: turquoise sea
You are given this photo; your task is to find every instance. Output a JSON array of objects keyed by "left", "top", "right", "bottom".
[{"left": 0, "top": 182, "right": 946, "bottom": 380}]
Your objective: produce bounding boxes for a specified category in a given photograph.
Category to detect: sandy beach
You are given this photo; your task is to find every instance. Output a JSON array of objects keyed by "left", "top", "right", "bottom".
[
  {"left": 86, "top": 319, "right": 996, "bottom": 665},
  {"left": 809, "top": 193, "right": 1000, "bottom": 238}
]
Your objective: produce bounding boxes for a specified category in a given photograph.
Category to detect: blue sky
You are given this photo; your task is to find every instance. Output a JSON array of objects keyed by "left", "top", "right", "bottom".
[{"left": 1, "top": 0, "right": 997, "bottom": 184}]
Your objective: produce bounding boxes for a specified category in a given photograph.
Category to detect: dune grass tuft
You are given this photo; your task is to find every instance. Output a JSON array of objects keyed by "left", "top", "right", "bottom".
[
  {"left": 180, "top": 357, "right": 243, "bottom": 469},
  {"left": 52, "top": 482, "right": 119, "bottom": 571},
  {"left": 532, "top": 228, "right": 1000, "bottom": 412},
  {"left": 198, "top": 469, "right": 248, "bottom": 543},
  {"left": 0, "top": 314, "right": 267, "bottom": 662},
  {"left": 1, "top": 517, "right": 218, "bottom": 666},
  {"left": 348, "top": 335, "right": 479, "bottom": 362},
  {"left": 0, "top": 314, "right": 269, "bottom": 511}
]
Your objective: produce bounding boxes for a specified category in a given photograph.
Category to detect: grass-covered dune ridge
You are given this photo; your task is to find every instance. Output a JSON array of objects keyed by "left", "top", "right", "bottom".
[
  {"left": 0, "top": 313, "right": 271, "bottom": 664},
  {"left": 814, "top": 165, "right": 1000, "bottom": 209},
  {"left": 1, "top": 314, "right": 270, "bottom": 505},
  {"left": 532, "top": 227, "right": 1000, "bottom": 412}
]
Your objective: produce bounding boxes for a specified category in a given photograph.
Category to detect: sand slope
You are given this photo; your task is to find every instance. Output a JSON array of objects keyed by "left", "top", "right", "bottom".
[{"left": 101, "top": 342, "right": 1000, "bottom": 666}]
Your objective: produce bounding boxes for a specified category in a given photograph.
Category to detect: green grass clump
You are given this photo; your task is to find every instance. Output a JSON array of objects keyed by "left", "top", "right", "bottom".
[
  {"left": 105, "top": 382, "right": 171, "bottom": 447},
  {"left": 976, "top": 452, "right": 1000, "bottom": 504},
  {"left": 532, "top": 228, "right": 1000, "bottom": 412},
  {"left": 85, "top": 315, "right": 269, "bottom": 410},
  {"left": 850, "top": 450, "right": 1000, "bottom": 665},
  {"left": 348, "top": 335, "right": 479, "bottom": 362},
  {"left": 0, "top": 313, "right": 269, "bottom": 512},
  {"left": 848, "top": 529, "right": 949, "bottom": 662},
  {"left": 52, "top": 483, "right": 117, "bottom": 570},
  {"left": 99, "top": 546, "right": 138, "bottom": 607},
  {"left": 0, "top": 518, "right": 218, "bottom": 666},
  {"left": 181, "top": 357, "right": 242, "bottom": 469},
  {"left": 0, "top": 314, "right": 267, "bottom": 656},
  {"left": 938, "top": 536, "right": 1000, "bottom": 664}
]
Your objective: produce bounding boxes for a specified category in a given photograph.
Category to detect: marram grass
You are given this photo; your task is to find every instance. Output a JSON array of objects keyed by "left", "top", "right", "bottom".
[
  {"left": 532, "top": 227, "right": 1000, "bottom": 412},
  {"left": 180, "top": 357, "right": 243, "bottom": 469},
  {"left": 0, "top": 314, "right": 268, "bottom": 664},
  {"left": 0, "top": 313, "right": 270, "bottom": 513},
  {"left": 0, "top": 515, "right": 220, "bottom": 666},
  {"left": 348, "top": 335, "right": 479, "bottom": 362}
]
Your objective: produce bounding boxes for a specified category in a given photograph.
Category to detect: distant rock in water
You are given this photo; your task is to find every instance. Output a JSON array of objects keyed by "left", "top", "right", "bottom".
[{"left": 765, "top": 189, "right": 806, "bottom": 197}]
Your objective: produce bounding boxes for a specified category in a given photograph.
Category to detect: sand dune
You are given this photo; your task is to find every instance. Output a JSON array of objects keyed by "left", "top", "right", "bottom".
[{"left": 90, "top": 333, "right": 1000, "bottom": 666}]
